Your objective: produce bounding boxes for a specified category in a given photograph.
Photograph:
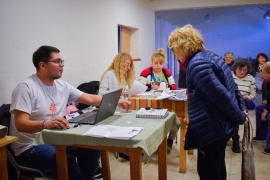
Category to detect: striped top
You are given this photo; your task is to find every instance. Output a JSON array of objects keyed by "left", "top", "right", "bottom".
[{"left": 232, "top": 72, "right": 256, "bottom": 100}]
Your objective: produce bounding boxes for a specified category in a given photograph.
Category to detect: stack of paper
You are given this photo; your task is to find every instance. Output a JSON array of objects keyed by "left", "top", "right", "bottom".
[
  {"left": 84, "top": 125, "right": 143, "bottom": 140},
  {"left": 135, "top": 108, "right": 169, "bottom": 119}
]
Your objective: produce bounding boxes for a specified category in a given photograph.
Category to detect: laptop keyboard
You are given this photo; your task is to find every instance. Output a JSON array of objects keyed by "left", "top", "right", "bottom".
[
  {"left": 68, "top": 111, "right": 97, "bottom": 123},
  {"left": 80, "top": 113, "right": 97, "bottom": 123}
]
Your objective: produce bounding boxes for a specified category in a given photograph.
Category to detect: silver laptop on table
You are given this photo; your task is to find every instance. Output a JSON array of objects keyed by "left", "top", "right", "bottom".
[{"left": 67, "top": 88, "right": 122, "bottom": 125}]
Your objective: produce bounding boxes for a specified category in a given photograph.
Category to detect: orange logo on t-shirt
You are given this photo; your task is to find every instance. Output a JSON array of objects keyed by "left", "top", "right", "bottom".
[{"left": 49, "top": 103, "right": 57, "bottom": 114}]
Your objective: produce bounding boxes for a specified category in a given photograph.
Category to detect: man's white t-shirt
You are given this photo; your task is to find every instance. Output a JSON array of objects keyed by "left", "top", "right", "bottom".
[{"left": 9, "top": 74, "right": 83, "bottom": 156}]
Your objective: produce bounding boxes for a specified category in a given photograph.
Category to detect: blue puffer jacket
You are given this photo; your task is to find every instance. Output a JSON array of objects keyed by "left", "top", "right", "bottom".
[{"left": 184, "top": 50, "right": 246, "bottom": 150}]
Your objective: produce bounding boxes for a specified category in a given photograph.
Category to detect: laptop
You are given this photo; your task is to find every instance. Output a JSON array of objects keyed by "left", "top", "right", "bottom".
[{"left": 67, "top": 88, "right": 122, "bottom": 124}]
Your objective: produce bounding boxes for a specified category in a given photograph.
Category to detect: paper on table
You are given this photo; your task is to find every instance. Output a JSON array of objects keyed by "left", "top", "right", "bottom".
[
  {"left": 169, "top": 91, "right": 187, "bottom": 101},
  {"left": 84, "top": 124, "right": 143, "bottom": 140},
  {"left": 126, "top": 80, "right": 147, "bottom": 96},
  {"left": 156, "top": 92, "right": 174, "bottom": 100},
  {"left": 137, "top": 91, "right": 152, "bottom": 96},
  {"left": 137, "top": 91, "right": 174, "bottom": 99}
]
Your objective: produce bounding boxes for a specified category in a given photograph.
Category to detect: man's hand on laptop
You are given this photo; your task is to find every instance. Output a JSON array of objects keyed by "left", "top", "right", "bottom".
[{"left": 118, "top": 99, "right": 132, "bottom": 112}]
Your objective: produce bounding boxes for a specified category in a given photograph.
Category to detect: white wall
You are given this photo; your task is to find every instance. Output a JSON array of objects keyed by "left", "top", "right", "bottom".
[{"left": 0, "top": 0, "right": 155, "bottom": 105}]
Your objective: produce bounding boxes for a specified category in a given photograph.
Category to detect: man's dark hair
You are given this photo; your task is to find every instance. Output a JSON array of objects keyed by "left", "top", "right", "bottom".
[{"left": 32, "top": 45, "right": 60, "bottom": 70}]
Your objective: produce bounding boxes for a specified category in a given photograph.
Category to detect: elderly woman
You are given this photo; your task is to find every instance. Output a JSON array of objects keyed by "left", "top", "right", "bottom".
[
  {"left": 167, "top": 24, "right": 247, "bottom": 180},
  {"left": 231, "top": 58, "right": 256, "bottom": 153},
  {"left": 232, "top": 58, "right": 256, "bottom": 110},
  {"left": 224, "top": 52, "right": 235, "bottom": 70}
]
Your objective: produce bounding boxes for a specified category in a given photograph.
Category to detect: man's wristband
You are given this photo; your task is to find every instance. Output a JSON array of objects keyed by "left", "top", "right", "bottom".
[{"left": 42, "top": 120, "right": 46, "bottom": 129}]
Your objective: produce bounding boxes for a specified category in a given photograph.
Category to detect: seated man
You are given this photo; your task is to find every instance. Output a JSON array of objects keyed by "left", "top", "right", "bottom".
[
  {"left": 9, "top": 45, "right": 131, "bottom": 179},
  {"left": 253, "top": 62, "right": 270, "bottom": 155}
]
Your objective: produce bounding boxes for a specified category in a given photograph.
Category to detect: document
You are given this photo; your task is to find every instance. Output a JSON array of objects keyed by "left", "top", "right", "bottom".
[
  {"left": 84, "top": 124, "right": 143, "bottom": 140},
  {"left": 137, "top": 91, "right": 174, "bottom": 100},
  {"left": 156, "top": 92, "right": 174, "bottom": 100},
  {"left": 168, "top": 91, "right": 187, "bottom": 101},
  {"left": 126, "top": 80, "right": 147, "bottom": 96}
]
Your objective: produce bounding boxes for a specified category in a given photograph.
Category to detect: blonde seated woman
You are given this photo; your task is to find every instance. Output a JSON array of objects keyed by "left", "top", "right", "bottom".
[
  {"left": 139, "top": 48, "right": 176, "bottom": 91},
  {"left": 99, "top": 52, "right": 135, "bottom": 160},
  {"left": 139, "top": 48, "right": 178, "bottom": 152},
  {"left": 99, "top": 52, "right": 135, "bottom": 98}
]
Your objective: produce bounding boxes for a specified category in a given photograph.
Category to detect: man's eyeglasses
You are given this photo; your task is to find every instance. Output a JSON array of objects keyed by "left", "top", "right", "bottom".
[{"left": 47, "top": 59, "right": 64, "bottom": 66}]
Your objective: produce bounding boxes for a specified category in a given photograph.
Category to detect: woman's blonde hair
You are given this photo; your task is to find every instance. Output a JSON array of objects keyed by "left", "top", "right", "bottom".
[
  {"left": 151, "top": 48, "right": 166, "bottom": 63},
  {"left": 167, "top": 24, "right": 205, "bottom": 58},
  {"left": 262, "top": 61, "right": 270, "bottom": 74},
  {"left": 101, "top": 52, "right": 135, "bottom": 89}
]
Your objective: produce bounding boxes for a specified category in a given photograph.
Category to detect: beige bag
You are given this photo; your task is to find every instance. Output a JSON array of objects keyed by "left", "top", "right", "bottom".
[{"left": 241, "top": 120, "right": 255, "bottom": 180}]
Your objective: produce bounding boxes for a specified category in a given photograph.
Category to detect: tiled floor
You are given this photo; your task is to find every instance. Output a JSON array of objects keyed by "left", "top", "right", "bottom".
[{"left": 105, "top": 104, "right": 270, "bottom": 179}]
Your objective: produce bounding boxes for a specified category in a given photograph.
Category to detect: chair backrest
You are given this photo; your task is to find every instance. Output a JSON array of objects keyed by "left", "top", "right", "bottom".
[
  {"left": 0, "top": 104, "right": 11, "bottom": 129},
  {"left": 77, "top": 81, "right": 100, "bottom": 110},
  {"left": 0, "top": 104, "right": 52, "bottom": 180}
]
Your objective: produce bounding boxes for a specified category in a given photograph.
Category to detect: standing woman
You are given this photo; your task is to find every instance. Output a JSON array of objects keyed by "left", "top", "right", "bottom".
[
  {"left": 139, "top": 48, "right": 176, "bottom": 91},
  {"left": 223, "top": 52, "right": 235, "bottom": 70},
  {"left": 231, "top": 58, "right": 256, "bottom": 153},
  {"left": 168, "top": 24, "right": 247, "bottom": 180},
  {"left": 251, "top": 53, "right": 269, "bottom": 92},
  {"left": 99, "top": 52, "right": 135, "bottom": 97}
]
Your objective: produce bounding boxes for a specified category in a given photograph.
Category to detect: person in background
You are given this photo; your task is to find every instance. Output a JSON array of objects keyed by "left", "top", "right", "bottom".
[
  {"left": 223, "top": 52, "right": 235, "bottom": 70},
  {"left": 9, "top": 46, "right": 131, "bottom": 180},
  {"left": 168, "top": 24, "right": 247, "bottom": 180},
  {"left": 251, "top": 53, "right": 269, "bottom": 92},
  {"left": 139, "top": 48, "right": 178, "bottom": 153},
  {"left": 139, "top": 48, "right": 176, "bottom": 91},
  {"left": 231, "top": 58, "right": 256, "bottom": 153},
  {"left": 99, "top": 52, "right": 135, "bottom": 97},
  {"left": 178, "top": 60, "right": 187, "bottom": 88},
  {"left": 253, "top": 62, "right": 270, "bottom": 155},
  {"left": 99, "top": 52, "right": 135, "bottom": 160}
]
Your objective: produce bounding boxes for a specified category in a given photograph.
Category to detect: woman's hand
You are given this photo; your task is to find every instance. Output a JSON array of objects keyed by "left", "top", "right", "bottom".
[
  {"left": 151, "top": 84, "right": 159, "bottom": 90},
  {"left": 242, "top": 95, "right": 248, "bottom": 100},
  {"left": 118, "top": 99, "right": 132, "bottom": 112},
  {"left": 151, "top": 82, "right": 160, "bottom": 90},
  {"left": 261, "top": 110, "right": 268, "bottom": 121},
  {"left": 243, "top": 110, "right": 249, "bottom": 122},
  {"left": 121, "top": 90, "right": 127, "bottom": 95}
]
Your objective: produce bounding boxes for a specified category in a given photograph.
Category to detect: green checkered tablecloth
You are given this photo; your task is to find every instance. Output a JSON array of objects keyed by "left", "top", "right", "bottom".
[{"left": 33, "top": 111, "right": 177, "bottom": 156}]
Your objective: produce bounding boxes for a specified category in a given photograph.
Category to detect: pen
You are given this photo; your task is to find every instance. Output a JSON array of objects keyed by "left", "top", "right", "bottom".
[{"left": 128, "top": 129, "right": 138, "bottom": 134}]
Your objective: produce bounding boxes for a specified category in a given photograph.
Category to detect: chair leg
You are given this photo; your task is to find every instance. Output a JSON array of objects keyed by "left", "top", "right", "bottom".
[
  {"left": 114, "top": 152, "right": 119, "bottom": 159},
  {"left": 175, "top": 130, "right": 178, "bottom": 143}
]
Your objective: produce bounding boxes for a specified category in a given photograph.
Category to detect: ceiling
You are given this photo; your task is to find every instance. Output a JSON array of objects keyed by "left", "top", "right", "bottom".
[{"left": 155, "top": 4, "right": 270, "bottom": 26}]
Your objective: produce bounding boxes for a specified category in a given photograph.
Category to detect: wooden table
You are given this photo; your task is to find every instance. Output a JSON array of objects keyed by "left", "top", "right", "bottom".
[
  {"left": 0, "top": 136, "right": 18, "bottom": 180},
  {"left": 127, "top": 96, "right": 192, "bottom": 173},
  {"left": 34, "top": 112, "right": 176, "bottom": 180}
]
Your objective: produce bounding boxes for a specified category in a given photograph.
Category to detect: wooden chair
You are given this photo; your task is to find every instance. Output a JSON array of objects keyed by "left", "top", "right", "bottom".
[{"left": 0, "top": 104, "right": 55, "bottom": 180}]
